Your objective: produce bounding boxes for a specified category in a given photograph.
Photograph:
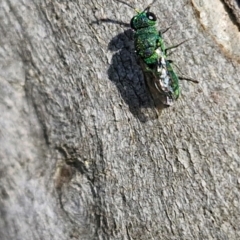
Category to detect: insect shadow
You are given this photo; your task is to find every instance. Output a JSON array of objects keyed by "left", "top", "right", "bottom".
[{"left": 97, "top": 20, "right": 158, "bottom": 122}]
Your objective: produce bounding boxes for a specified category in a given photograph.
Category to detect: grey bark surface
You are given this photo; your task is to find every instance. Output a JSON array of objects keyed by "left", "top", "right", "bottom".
[
  {"left": 0, "top": 0, "right": 240, "bottom": 239},
  {"left": 223, "top": 0, "right": 240, "bottom": 28}
]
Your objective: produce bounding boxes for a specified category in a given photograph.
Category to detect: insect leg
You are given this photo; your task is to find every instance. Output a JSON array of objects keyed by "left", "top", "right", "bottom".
[
  {"left": 160, "top": 27, "right": 171, "bottom": 35},
  {"left": 179, "top": 77, "right": 199, "bottom": 83},
  {"left": 165, "top": 39, "right": 191, "bottom": 54},
  {"left": 168, "top": 60, "right": 199, "bottom": 83}
]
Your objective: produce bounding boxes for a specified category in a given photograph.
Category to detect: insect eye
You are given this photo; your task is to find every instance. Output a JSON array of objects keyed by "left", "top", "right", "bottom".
[
  {"left": 146, "top": 12, "right": 157, "bottom": 21},
  {"left": 130, "top": 17, "right": 136, "bottom": 30}
]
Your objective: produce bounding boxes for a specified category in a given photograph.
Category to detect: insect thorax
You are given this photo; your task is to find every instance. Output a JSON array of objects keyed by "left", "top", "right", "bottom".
[{"left": 134, "top": 26, "right": 161, "bottom": 65}]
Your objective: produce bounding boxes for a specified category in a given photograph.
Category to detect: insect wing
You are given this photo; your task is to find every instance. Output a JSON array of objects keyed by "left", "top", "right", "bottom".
[{"left": 139, "top": 58, "right": 173, "bottom": 108}]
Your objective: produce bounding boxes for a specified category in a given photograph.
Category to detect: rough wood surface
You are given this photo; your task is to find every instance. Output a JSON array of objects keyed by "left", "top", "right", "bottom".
[
  {"left": 0, "top": 0, "right": 240, "bottom": 239},
  {"left": 223, "top": 0, "right": 240, "bottom": 28}
]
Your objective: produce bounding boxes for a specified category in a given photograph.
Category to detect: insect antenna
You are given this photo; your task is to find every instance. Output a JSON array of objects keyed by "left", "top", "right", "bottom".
[
  {"left": 114, "top": 0, "right": 135, "bottom": 9},
  {"left": 144, "top": 0, "right": 158, "bottom": 11}
]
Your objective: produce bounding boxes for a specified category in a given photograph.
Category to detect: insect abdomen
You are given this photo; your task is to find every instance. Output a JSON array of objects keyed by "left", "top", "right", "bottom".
[{"left": 166, "top": 61, "right": 180, "bottom": 99}]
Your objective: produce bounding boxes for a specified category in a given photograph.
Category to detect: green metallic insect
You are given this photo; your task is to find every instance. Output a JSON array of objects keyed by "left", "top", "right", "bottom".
[
  {"left": 129, "top": 1, "right": 198, "bottom": 108},
  {"left": 130, "top": 4, "right": 164, "bottom": 66}
]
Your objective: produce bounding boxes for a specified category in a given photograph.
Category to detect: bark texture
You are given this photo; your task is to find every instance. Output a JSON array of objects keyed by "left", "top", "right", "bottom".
[
  {"left": 0, "top": 0, "right": 240, "bottom": 239},
  {"left": 223, "top": 0, "right": 240, "bottom": 28}
]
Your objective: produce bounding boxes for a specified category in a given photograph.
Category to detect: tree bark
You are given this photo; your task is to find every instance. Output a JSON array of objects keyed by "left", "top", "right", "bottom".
[{"left": 0, "top": 0, "right": 240, "bottom": 239}]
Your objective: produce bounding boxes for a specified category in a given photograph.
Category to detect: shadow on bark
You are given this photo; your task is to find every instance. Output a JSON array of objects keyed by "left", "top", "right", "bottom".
[{"left": 107, "top": 29, "right": 158, "bottom": 122}]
